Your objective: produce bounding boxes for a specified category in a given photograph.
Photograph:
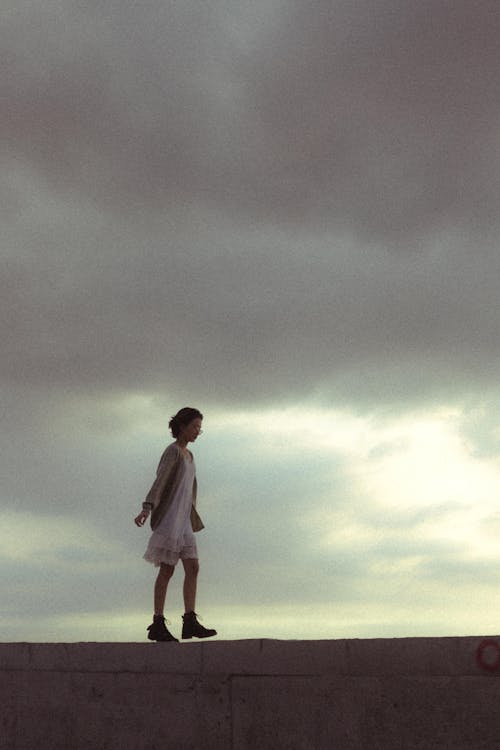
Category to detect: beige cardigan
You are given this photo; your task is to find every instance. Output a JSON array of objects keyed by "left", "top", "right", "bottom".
[{"left": 142, "top": 443, "right": 204, "bottom": 532}]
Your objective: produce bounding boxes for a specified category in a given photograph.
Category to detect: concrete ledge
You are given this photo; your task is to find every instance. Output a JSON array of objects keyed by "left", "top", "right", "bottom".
[{"left": 1, "top": 637, "right": 500, "bottom": 749}]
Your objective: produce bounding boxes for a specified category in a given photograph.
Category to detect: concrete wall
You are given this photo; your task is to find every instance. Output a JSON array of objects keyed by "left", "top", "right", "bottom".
[{"left": 1, "top": 636, "right": 500, "bottom": 749}]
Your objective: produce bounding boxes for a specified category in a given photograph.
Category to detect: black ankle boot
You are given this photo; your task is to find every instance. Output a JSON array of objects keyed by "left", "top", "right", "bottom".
[
  {"left": 182, "top": 611, "right": 217, "bottom": 640},
  {"left": 147, "top": 616, "right": 179, "bottom": 642}
]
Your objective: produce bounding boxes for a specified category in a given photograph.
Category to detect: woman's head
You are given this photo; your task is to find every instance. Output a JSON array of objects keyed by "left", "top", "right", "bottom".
[{"left": 169, "top": 407, "right": 203, "bottom": 439}]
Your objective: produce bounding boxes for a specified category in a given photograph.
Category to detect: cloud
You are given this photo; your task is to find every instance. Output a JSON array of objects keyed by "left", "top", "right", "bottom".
[
  {"left": 2, "top": 2, "right": 500, "bottom": 641},
  {"left": 0, "top": 510, "right": 137, "bottom": 623},
  {"left": 2, "top": 1, "right": 500, "bottom": 407},
  {"left": 4, "top": 0, "right": 500, "bottom": 230},
  {"left": 2, "top": 209, "right": 499, "bottom": 407},
  {"left": 3, "top": 403, "right": 500, "bottom": 640},
  {"left": 240, "top": 0, "right": 500, "bottom": 232}
]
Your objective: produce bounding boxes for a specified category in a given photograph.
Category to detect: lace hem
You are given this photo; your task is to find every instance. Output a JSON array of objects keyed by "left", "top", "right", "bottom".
[{"left": 143, "top": 533, "right": 198, "bottom": 567}]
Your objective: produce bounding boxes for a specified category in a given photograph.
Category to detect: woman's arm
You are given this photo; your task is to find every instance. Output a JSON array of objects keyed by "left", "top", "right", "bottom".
[{"left": 133, "top": 444, "right": 180, "bottom": 527}]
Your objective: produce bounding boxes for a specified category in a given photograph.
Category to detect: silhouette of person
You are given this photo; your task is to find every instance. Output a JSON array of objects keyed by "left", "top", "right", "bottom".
[{"left": 134, "top": 407, "right": 216, "bottom": 642}]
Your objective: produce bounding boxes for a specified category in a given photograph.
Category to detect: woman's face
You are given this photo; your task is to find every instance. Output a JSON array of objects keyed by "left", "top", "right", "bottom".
[{"left": 180, "top": 417, "right": 203, "bottom": 443}]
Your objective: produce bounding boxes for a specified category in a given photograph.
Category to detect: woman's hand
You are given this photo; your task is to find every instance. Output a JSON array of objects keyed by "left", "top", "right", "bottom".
[{"left": 134, "top": 509, "right": 150, "bottom": 527}]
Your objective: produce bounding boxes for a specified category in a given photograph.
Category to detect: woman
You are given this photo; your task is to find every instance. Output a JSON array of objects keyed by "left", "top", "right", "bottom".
[{"left": 134, "top": 407, "right": 217, "bottom": 642}]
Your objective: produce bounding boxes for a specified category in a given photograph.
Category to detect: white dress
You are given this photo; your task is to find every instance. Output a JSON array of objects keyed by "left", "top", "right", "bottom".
[{"left": 143, "top": 455, "right": 198, "bottom": 566}]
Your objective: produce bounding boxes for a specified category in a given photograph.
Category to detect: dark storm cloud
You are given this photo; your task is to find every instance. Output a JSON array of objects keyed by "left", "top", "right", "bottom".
[
  {"left": 2, "top": 0, "right": 216, "bottom": 206},
  {"left": 2, "top": 0, "right": 500, "bottom": 404},
  {"left": 3, "top": 213, "right": 499, "bottom": 404},
  {"left": 241, "top": 0, "right": 500, "bottom": 237},
  {"left": 4, "top": 1, "right": 500, "bottom": 230}
]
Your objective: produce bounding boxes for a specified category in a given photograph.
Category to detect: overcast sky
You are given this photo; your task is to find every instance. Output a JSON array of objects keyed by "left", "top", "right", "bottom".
[{"left": 2, "top": 0, "right": 500, "bottom": 642}]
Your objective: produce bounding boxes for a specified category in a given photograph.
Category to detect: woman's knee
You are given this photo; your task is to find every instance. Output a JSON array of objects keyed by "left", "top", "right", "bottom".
[
  {"left": 158, "top": 563, "right": 175, "bottom": 581},
  {"left": 184, "top": 558, "right": 199, "bottom": 576}
]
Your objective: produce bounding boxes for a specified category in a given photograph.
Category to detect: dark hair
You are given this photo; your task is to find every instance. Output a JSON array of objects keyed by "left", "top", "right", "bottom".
[{"left": 169, "top": 407, "right": 203, "bottom": 438}]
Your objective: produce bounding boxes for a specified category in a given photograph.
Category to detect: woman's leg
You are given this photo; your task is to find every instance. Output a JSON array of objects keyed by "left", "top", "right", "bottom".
[
  {"left": 181, "top": 559, "right": 216, "bottom": 639},
  {"left": 181, "top": 557, "right": 199, "bottom": 613},
  {"left": 154, "top": 563, "right": 175, "bottom": 616}
]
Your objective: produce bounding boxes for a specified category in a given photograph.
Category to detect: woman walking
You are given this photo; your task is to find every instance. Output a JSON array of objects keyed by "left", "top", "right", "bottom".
[{"left": 134, "top": 407, "right": 217, "bottom": 642}]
